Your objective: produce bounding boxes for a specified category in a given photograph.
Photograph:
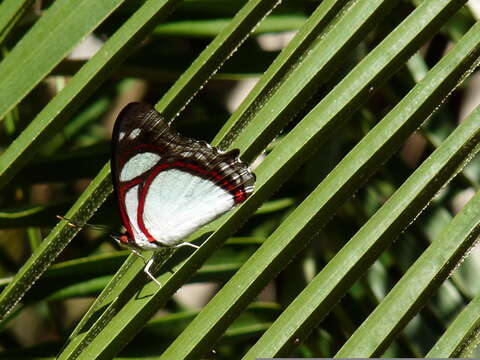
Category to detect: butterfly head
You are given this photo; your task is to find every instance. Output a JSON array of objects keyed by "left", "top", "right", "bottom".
[{"left": 111, "top": 233, "right": 131, "bottom": 246}]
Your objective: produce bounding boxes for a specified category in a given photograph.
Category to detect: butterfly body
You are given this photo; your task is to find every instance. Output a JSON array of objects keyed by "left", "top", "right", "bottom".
[{"left": 111, "top": 102, "right": 255, "bottom": 251}]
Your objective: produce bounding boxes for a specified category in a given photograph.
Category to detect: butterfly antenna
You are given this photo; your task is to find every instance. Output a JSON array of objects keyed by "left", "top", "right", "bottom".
[{"left": 56, "top": 215, "right": 108, "bottom": 231}]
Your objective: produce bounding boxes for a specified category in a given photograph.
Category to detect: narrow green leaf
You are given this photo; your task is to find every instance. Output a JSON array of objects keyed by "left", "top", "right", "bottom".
[
  {"left": 0, "top": 0, "right": 182, "bottom": 191},
  {"left": 0, "top": 240, "right": 257, "bottom": 302},
  {"left": 0, "top": 0, "right": 184, "bottom": 321},
  {"left": 167, "top": 15, "right": 478, "bottom": 360},
  {"left": 55, "top": 0, "right": 283, "bottom": 357},
  {"left": 337, "top": 170, "right": 480, "bottom": 356},
  {"left": 0, "top": 0, "right": 35, "bottom": 45},
  {"left": 46, "top": 276, "right": 113, "bottom": 301},
  {"left": 42, "top": 96, "right": 111, "bottom": 155},
  {"left": 427, "top": 294, "right": 480, "bottom": 357},
  {"left": 16, "top": 145, "right": 109, "bottom": 184},
  {"left": 255, "top": 198, "right": 296, "bottom": 214},
  {"left": 244, "top": 22, "right": 480, "bottom": 359},
  {"left": 105, "top": 302, "right": 279, "bottom": 356},
  {"left": 2, "top": 101, "right": 19, "bottom": 138},
  {"left": 58, "top": 0, "right": 389, "bottom": 355},
  {"left": 216, "top": 0, "right": 399, "bottom": 157},
  {"left": 153, "top": 15, "right": 306, "bottom": 38},
  {"left": 0, "top": 163, "right": 112, "bottom": 320},
  {"left": 212, "top": 0, "right": 352, "bottom": 147},
  {"left": 0, "top": 203, "right": 70, "bottom": 228},
  {"left": 69, "top": 1, "right": 469, "bottom": 359},
  {"left": 0, "top": 0, "right": 125, "bottom": 120},
  {"left": 155, "top": 0, "right": 282, "bottom": 120},
  {"left": 26, "top": 227, "right": 42, "bottom": 252}
]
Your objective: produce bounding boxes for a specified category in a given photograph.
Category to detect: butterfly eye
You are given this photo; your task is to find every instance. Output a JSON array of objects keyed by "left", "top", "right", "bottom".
[{"left": 111, "top": 234, "right": 130, "bottom": 244}]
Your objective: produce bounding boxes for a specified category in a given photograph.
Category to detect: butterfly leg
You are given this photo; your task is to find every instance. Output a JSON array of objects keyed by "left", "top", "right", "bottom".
[
  {"left": 143, "top": 257, "right": 162, "bottom": 287},
  {"left": 174, "top": 242, "right": 200, "bottom": 249},
  {"left": 129, "top": 249, "right": 162, "bottom": 286}
]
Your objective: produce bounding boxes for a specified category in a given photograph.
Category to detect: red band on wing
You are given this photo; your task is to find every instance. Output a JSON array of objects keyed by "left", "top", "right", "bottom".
[{"left": 118, "top": 177, "right": 143, "bottom": 243}]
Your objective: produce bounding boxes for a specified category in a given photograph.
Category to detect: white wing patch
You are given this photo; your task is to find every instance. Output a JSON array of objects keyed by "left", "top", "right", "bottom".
[
  {"left": 142, "top": 169, "right": 234, "bottom": 246},
  {"left": 124, "top": 185, "right": 158, "bottom": 249},
  {"left": 129, "top": 128, "right": 142, "bottom": 139},
  {"left": 120, "top": 152, "right": 161, "bottom": 182}
]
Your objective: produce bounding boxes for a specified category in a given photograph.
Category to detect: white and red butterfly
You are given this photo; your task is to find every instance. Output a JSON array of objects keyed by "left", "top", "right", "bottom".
[{"left": 110, "top": 102, "right": 255, "bottom": 284}]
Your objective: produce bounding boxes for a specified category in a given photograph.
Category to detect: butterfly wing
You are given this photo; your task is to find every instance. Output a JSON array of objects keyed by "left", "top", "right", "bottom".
[{"left": 111, "top": 102, "right": 255, "bottom": 249}]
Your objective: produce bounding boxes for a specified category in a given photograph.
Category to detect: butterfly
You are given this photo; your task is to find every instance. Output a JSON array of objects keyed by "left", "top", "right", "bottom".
[{"left": 110, "top": 102, "right": 255, "bottom": 284}]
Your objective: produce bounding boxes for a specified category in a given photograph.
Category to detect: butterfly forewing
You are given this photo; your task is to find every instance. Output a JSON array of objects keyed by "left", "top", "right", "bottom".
[{"left": 111, "top": 102, "right": 255, "bottom": 249}]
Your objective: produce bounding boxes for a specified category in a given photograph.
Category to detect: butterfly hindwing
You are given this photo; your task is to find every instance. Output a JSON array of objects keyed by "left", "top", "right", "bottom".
[{"left": 111, "top": 102, "right": 255, "bottom": 249}]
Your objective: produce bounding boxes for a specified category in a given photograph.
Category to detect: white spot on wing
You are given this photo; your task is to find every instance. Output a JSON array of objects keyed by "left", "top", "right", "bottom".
[
  {"left": 119, "top": 131, "right": 126, "bottom": 140},
  {"left": 120, "top": 152, "right": 161, "bottom": 182},
  {"left": 129, "top": 128, "right": 141, "bottom": 139},
  {"left": 218, "top": 162, "right": 230, "bottom": 172},
  {"left": 142, "top": 169, "right": 234, "bottom": 246}
]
